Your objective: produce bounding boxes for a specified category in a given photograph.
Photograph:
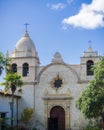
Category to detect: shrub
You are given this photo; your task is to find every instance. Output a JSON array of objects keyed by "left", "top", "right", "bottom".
[
  {"left": 83, "top": 123, "right": 101, "bottom": 130},
  {"left": 21, "top": 107, "right": 34, "bottom": 123}
]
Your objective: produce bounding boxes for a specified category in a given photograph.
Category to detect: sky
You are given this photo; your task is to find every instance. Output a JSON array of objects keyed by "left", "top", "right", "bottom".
[{"left": 0, "top": 0, "right": 104, "bottom": 66}]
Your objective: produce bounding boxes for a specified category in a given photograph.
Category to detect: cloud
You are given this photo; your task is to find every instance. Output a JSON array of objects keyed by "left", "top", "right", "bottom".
[
  {"left": 47, "top": 0, "right": 74, "bottom": 11},
  {"left": 62, "top": 0, "right": 104, "bottom": 29},
  {"left": 47, "top": 3, "right": 66, "bottom": 10}
]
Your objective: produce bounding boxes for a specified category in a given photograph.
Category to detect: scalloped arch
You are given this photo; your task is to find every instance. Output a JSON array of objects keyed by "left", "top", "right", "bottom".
[{"left": 38, "top": 63, "right": 80, "bottom": 83}]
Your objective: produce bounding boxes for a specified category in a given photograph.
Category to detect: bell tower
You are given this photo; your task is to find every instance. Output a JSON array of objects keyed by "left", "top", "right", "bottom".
[
  {"left": 80, "top": 46, "right": 99, "bottom": 81},
  {"left": 10, "top": 27, "right": 40, "bottom": 114},
  {"left": 11, "top": 27, "right": 40, "bottom": 82}
]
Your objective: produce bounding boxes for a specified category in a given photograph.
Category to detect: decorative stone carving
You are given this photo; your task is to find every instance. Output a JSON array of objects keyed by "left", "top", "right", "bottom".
[
  {"left": 43, "top": 94, "right": 72, "bottom": 130},
  {"left": 52, "top": 52, "right": 64, "bottom": 63}
]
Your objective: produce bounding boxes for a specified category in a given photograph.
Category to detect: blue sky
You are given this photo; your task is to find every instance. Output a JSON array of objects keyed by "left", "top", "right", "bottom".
[{"left": 0, "top": 0, "right": 104, "bottom": 66}]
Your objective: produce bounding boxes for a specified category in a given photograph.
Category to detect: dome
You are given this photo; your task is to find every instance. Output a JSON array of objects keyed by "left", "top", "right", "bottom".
[
  {"left": 12, "top": 31, "right": 37, "bottom": 57},
  {"left": 12, "top": 29, "right": 39, "bottom": 64},
  {"left": 16, "top": 31, "right": 36, "bottom": 52}
]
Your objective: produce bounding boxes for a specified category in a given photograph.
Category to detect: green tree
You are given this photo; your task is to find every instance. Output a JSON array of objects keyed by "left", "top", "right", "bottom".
[
  {"left": 0, "top": 51, "right": 10, "bottom": 75},
  {"left": 76, "top": 56, "right": 104, "bottom": 119},
  {"left": 0, "top": 72, "right": 23, "bottom": 127}
]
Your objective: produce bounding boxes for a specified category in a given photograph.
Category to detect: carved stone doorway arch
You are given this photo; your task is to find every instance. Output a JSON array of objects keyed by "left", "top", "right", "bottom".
[{"left": 43, "top": 94, "right": 72, "bottom": 130}]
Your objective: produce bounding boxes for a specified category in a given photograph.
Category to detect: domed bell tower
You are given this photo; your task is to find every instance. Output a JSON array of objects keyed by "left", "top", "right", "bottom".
[{"left": 11, "top": 25, "right": 40, "bottom": 83}]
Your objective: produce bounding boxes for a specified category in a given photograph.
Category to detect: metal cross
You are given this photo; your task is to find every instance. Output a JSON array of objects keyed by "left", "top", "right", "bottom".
[
  {"left": 88, "top": 40, "right": 92, "bottom": 44},
  {"left": 24, "top": 23, "right": 29, "bottom": 31}
]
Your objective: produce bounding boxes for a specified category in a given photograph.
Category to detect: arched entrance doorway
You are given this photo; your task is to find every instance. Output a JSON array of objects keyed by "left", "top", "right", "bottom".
[{"left": 48, "top": 106, "right": 65, "bottom": 130}]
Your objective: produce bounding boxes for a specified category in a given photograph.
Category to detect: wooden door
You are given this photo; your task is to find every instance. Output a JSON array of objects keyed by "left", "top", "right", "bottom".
[
  {"left": 48, "top": 118, "right": 58, "bottom": 130},
  {"left": 48, "top": 106, "right": 65, "bottom": 130}
]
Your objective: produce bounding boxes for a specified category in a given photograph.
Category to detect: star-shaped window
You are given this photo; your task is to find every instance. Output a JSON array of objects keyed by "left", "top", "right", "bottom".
[{"left": 53, "top": 74, "right": 63, "bottom": 88}]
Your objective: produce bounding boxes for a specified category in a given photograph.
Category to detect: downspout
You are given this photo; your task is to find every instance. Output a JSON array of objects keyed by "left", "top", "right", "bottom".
[{"left": 16, "top": 98, "right": 19, "bottom": 127}]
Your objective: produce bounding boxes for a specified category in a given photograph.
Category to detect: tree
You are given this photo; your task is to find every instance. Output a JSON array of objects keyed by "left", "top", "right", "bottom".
[
  {"left": 76, "top": 56, "right": 104, "bottom": 119},
  {"left": 0, "top": 51, "right": 10, "bottom": 75},
  {"left": 0, "top": 72, "right": 23, "bottom": 127}
]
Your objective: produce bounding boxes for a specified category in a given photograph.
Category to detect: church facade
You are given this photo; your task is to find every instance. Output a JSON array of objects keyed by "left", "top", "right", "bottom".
[{"left": 9, "top": 30, "right": 99, "bottom": 130}]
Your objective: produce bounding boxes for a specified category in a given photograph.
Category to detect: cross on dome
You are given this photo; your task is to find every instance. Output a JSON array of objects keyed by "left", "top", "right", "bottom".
[
  {"left": 88, "top": 40, "right": 92, "bottom": 44},
  {"left": 23, "top": 23, "right": 29, "bottom": 37},
  {"left": 24, "top": 23, "right": 29, "bottom": 31}
]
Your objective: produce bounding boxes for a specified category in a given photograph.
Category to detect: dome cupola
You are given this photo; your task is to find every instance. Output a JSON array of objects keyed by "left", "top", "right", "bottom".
[{"left": 12, "top": 30, "right": 37, "bottom": 58}]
